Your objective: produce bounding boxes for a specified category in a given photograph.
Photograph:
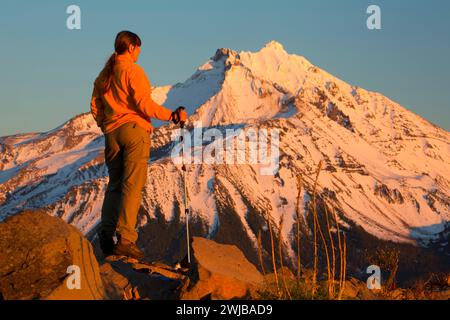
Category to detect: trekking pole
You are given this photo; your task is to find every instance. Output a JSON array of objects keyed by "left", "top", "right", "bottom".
[{"left": 179, "top": 107, "right": 191, "bottom": 265}]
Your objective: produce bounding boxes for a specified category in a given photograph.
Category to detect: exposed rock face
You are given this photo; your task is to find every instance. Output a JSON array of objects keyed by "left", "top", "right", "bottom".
[
  {"left": 181, "top": 237, "right": 264, "bottom": 300},
  {"left": 212, "top": 48, "right": 241, "bottom": 71},
  {"left": 212, "top": 48, "right": 240, "bottom": 63},
  {"left": 0, "top": 211, "right": 105, "bottom": 300},
  {"left": 374, "top": 183, "right": 405, "bottom": 204}
]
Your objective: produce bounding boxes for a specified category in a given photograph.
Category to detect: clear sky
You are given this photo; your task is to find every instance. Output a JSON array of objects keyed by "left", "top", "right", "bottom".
[{"left": 0, "top": 0, "right": 449, "bottom": 136}]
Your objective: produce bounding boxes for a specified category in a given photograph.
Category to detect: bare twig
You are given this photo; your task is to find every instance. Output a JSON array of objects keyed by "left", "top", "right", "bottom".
[
  {"left": 295, "top": 175, "right": 302, "bottom": 282},
  {"left": 325, "top": 204, "right": 336, "bottom": 298},
  {"left": 315, "top": 207, "right": 332, "bottom": 299},
  {"left": 278, "top": 214, "right": 292, "bottom": 300},
  {"left": 311, "top": 161, "right": 323, "bottom": 299},
  {"left": 267, "top": 216, "right": 280, "bottom": 297},
  {"left": 257, "top": 230, "right": 266, "bottom": 277}
]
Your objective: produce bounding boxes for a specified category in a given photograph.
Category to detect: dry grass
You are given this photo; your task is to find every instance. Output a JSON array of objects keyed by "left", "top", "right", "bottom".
[
  {"left": 258, "top": 162, "right": 348, "bottom": 300},
  {"left": 311, "top": 161, "right": 323, "bottom": 298},
  {"left": 295, "top": 175, "right": 302, "bottom": 282},
  {"left": 309, "top": 161, "right": 348, "bottom": 299},
  {"left": 340, "top": 231, "right": 347, "bottom": 299},
  {"left": 304, "top": 161, "right": 348, "bottom": 300},
  {"left": 329, "top": 205, "right": 346, "bottom": 300},
  {"left": 277, "top": 214, "right": 292, "bottom": 300},
  {"left": 267, "top": 215, "right": 280, "bottom": 297},
  {"left": 324, "top": 205, "right": 336, "bottom": 298},
  {"left": 315, "top": 202, "right": 332, "bottom": 297},
  {"left": 257, "top": 161, "right": 449, "bottom": 301}
]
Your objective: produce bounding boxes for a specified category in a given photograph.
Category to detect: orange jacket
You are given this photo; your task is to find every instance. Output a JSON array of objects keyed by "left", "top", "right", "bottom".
[{"left": 90, "top": 54, "right": 172, "bottom": 134}]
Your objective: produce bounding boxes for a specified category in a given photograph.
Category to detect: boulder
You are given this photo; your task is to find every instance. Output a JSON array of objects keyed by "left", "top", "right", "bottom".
[
  {"left": 0, "top": 211, "right": 105, "bottom": 300},
  {"left": 180, "top": 237, "right": 264, "bottom": 300},
  {"left": 341, "top": 278, "right": 380, "bottom": 300}
]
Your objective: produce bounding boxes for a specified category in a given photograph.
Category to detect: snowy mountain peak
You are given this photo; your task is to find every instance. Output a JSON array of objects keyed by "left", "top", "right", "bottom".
[
  {"left": 262, "top": 40, "right": 286, "bottom": 52},
  {"left": 186, "top": 41, "right": 316, "bottom": 126},
  {"left": 152, "top": 41, "right": 314, "bottom": 124},
  {"left": 212, "top": 48, "right": 240, "bottom": 63}
]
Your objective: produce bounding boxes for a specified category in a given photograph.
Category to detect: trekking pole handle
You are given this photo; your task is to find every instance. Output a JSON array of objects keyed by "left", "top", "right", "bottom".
[
  {"left": 178, "top": 106, "right": 186, "bottom": 129},
  {"left": 179, "top": 106, "right": 187, "bottom": 170}
]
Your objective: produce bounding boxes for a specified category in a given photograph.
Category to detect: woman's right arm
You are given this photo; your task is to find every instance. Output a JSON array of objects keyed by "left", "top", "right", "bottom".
[{"left": 128, "top": 65, "right": 173, "bottom": 122}]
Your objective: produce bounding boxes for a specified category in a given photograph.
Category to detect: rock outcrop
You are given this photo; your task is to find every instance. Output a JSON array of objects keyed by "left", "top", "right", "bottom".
[
  {"left": 0, "top": 211, "right": 265, "bottom": 300},
  {"left": 180, "top": 237, "right": 264, "bottom": 300},
  {"left": 0, "top": 211, "right": 105, "bottom": 300}
]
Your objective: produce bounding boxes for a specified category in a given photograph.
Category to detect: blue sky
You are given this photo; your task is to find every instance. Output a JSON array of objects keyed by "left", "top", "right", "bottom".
[{"left": 0, "top": 0, "right": 449, "bottom": 135}]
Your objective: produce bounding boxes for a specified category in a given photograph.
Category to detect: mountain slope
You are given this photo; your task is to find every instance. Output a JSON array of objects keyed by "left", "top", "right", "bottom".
[{"left": 1, "top": 41, "right": 449, "bottom": 270}]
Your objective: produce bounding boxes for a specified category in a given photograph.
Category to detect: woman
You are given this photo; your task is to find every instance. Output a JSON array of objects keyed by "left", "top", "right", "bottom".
[{"left": 90, "top": 31, "right": 186, "bottom": 259}]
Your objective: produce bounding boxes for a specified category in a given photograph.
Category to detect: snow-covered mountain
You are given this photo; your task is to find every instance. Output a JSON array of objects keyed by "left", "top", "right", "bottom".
[{"left": 1, "top": 41, "right": 449, "bottom": 268}]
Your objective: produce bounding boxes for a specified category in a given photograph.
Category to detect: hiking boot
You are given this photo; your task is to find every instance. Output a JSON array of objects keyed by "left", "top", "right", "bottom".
[
  {"left": 98, "top": 232, "right": 115, "bottom": 256},
  {"left": 113, "top": 238, "right": 145, "bottom": 261}
]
